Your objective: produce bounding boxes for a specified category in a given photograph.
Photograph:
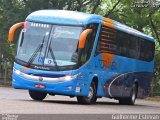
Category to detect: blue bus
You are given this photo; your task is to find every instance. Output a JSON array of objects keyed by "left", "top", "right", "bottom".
[{"left": 8, "top": 10, "right": 155, "bottom": 105}]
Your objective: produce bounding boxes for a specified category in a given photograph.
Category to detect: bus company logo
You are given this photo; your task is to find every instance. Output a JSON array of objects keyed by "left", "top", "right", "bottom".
[
  {"left": 34, "top": 66, "right": 50, "bottom": 70},
  {"left": 111, "top": 60, "right": 119, "bottom": 70},
  {"left": 38, "top": 77, "right": 43, "bottom": 81},
  {"left": 95, "top": 60, "right": 119, "bottom": 70}
]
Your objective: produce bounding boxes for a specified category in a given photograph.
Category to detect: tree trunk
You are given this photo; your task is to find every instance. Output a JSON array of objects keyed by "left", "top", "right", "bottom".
[{"left": 149, "top": 13, "right": 160, "bottom": 43}]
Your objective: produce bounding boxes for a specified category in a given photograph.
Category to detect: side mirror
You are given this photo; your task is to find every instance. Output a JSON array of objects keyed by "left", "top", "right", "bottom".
[
  {"left": 78, "top": 29, "right": 92, "bottom": 49},
  {"left": 8, "top": 22, "right": 24, "bottom": 42}
]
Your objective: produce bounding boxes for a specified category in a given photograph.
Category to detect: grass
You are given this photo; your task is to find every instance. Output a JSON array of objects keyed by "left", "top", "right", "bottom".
[{"left": 145, "top": 97, "right": 160, "bottom": 102}]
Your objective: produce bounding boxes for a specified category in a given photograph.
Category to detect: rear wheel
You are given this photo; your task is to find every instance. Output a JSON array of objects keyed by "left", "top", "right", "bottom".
[
  {"left": 29, "top": 90, "right": 47, "bottom": 101},
  {"left": 119, "top": 84, "right": 137, "bottom": 105},
  {"left": 77, "top": 81, "right": 97, "bottom": 104}
]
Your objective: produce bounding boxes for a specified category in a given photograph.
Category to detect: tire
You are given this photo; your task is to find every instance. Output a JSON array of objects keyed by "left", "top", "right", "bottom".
[
  {"left": 29, "top": 90, "right": 47, "bottom": 101},
  {"left": 119, "top": 84, "right": 137, "bottom": 105},
  {"left": 77, "top": 81, "right": 97, "bottom": 104}
]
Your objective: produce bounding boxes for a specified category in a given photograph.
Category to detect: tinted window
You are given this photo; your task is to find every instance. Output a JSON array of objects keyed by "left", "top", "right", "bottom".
[
  {"left": 80, "top": 23, "right": 98, "bottom": 64},
  {"left": 96, "top": 26, "right": 155, "bottom": 62},
  {"left": 140, "top": 39, "right": 155, "bottom": 61},
  {"left": 128, "top": 36, "right": 140, "bottom": 59},
  {"left": 117, "top": 32, "right": 129, "bottom": 57},
  {"left": 96, "top": 26, "right": 117, "bottom": 54}
]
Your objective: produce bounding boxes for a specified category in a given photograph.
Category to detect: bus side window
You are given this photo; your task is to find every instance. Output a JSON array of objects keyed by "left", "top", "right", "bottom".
[
  {"left": 95, "top": 26, "right": 117, "bottom": 56},
  {"left": 140, "top": 39, "right": 155, "bottom": 62},
  {"left": 116, "top": 32, "right": 129, "bottom": 57},
  {"left": 80, "top": 23, "right": 98, "bottom": 64},
  {"left": 128, "top": 36, "right": 140, "bottom": 59}
]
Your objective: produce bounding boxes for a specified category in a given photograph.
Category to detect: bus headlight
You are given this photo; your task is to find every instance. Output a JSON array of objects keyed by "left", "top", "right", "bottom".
[
  {"left": 13, "top": 67, "right": 23, "bottom": 75},
  {"left": 64, "top": 75, "right": 72, "bottom": 81},
  {"left": 64, "top": 73, "right": 81, "bottom": 81}
]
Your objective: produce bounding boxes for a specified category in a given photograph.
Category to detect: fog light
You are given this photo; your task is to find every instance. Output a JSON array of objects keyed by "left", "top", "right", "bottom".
[{"left": 68, "top": 86, "right": 72, "bottom": 90}]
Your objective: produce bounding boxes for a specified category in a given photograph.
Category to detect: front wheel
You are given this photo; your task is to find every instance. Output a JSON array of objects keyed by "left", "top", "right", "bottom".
[
  {"left": 119, "top": 84, "right": 137, "bottom": 105},
  {"left": 77, "top": 81, "right": 97, "bottom": 104},
  {"left": 29, "top": 90, "right": 47, "bottom": 101}
]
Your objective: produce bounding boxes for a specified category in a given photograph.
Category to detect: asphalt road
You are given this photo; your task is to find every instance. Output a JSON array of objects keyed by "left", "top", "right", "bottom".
[{"left": 0, "top": 87, "right": 160, "bottom": 114}]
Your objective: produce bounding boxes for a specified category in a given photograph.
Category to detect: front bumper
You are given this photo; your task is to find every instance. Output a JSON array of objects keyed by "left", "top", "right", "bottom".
[{"left": 12, "top": 71, "right": 79, "bottom": 96}]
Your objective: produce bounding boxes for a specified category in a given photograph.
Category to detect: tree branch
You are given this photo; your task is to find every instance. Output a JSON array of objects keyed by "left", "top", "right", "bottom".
[
  {"left": 91, "top": 0, "right": 101, "bottom": 14},
  {"left": 82, "top": 0, "right": 92, "bottom": 6},
  {"left": 104, "top": 0, "right": 121, "bottom": 17}
]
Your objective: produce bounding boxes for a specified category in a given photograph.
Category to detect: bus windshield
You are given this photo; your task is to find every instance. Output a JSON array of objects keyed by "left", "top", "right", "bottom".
[{"left": 16, "top": 22, "right": 83, "bottom": 67}]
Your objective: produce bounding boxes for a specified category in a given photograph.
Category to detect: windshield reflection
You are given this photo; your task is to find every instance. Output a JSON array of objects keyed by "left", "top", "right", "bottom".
[{"left": 16, "top": 22, "right": 82, "bottom": 68}]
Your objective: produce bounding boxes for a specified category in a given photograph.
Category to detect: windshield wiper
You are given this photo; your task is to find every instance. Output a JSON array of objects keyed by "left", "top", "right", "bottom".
[
  {"left": 49, "top": 45, "right": 59, "bottom": 71},
  {"left": 26, "top": 36, "right": 45, "bottom": 67}
]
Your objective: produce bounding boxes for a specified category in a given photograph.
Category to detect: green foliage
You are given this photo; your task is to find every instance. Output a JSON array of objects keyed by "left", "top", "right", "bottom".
[{"left": 153, "top": 42, "right": 160, "bottom": 93}]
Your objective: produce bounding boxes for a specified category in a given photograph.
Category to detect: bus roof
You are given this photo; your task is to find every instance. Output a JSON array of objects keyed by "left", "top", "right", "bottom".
[
  {"left": 26, "top": 10, "right": 102, "bottom": 25},
  {"left": 26, "top": 10, "right": 154, "bottom": 42}
]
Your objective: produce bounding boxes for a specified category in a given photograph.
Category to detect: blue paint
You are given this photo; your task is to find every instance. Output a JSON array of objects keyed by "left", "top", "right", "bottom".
[
  {"left": 26, "top": 10, "right": 102, "bottom": 25},
  {"left": 12, "top": 10, "right": 155, "bottom": 100}
]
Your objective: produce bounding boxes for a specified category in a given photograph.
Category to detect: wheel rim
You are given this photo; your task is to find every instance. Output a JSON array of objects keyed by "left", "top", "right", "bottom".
[
  {"left": 131, "top": 87, "right": 136, "bottom": 102},
  {"left": 87, "top": 86, "right": 94, "bottom": 100}
]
